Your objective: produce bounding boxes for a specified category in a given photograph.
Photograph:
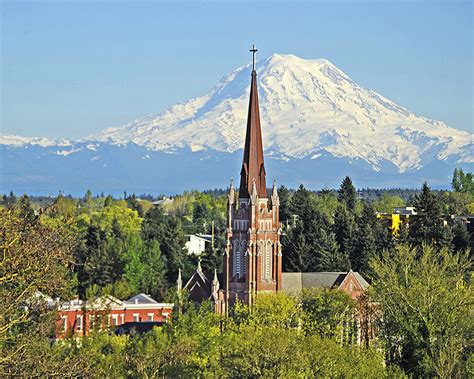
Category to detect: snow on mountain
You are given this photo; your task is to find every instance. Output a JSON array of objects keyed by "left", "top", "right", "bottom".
[
  {"left": 89, "top": 54, "right": 472, "bottom": 173},
  {"left": 0, "top": 134, "right": 71, "bottom": 148}
]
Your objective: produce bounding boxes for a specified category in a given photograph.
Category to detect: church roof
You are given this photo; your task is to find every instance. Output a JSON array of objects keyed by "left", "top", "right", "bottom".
[
  {"left": 184, "top": 267, "right": 223, "bottom": 303},
  {"left": 239, "top": 67, "right": 267, "bottom": 198},
  {"left": 281, "top": 271, "right": 369, "bottom": 293}
]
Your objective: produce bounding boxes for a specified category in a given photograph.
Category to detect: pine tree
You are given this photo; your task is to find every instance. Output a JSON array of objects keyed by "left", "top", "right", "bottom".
[
  {"left": 140, "top": 240, "right": 167, "bottom": 299},
  {"left": 277, "top": 185, "right": 292, "bottom": 225},
  {"left": 451, "top": 220, "right": 471, "bottom": 253},
  {"left": 314, "top": 225, "right": 349, "bottom": 271},
  {"left": 283, "top": 221, "right": 310, "bottom": 272},
  {"left": 333, "top": 205, "right": 357, "bottom": 265},
  {"left": 289, "top": 184, "right": 314, "bottom": 218},
  {"left": 141, "top": 206, "right": 189, "bottom": 282},
  {"left": 352, "top": 203, "right": 377, "bottom": 272},
  {"left": 409, "top": 182, "right": 452, "bottom": 248},
  {"left": 338, "top": 176, "right": 357, "bottom": 211}
]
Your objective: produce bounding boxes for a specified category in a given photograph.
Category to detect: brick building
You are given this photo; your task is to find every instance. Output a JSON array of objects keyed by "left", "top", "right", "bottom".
[{"left": 55, "top": 293, "right": 173, "bottom": 339}]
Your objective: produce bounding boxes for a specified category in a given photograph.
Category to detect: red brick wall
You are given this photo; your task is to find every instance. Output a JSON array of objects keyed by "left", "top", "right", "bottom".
[{"left": 56, "top": 306, "right": 173, "bottom": 339}]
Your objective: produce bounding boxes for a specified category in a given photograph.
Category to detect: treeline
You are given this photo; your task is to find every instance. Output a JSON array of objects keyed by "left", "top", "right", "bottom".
[
  {"left": 1, "top": 170, "right": 473, "bottom": 301},
  {"left": 1, "top": 203, "right": 471, "bottom": 377},
  {"left": 281, "top": 176, "right": 472, "bottom": 275}
]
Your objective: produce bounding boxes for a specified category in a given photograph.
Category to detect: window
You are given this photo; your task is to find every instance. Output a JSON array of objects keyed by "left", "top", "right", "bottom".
[
  {"left": 349, "top": 282, "right": 354, "bottom": 292},
  {"left": 61, "top": 316, "right": 67, "bottom": 332},
  {"left": 147, "top": 313, "right": 154, "bottom": 321},
  {"left": 233, "top": 240, "right": 241, "bottom": 277},
  {"left": 89, "top": 315, "right": 95, "bottom": 330},
  {"left": 76, "top": 315, "right": 83, "bottom": 331},
  {"left": 112, "top": 314, "right": 119, "bottom": 326},
  {"left": 133, "top": 314, "right": 140, "bottom": 322},
  {"left": 241, "top": 241, "right": 247, "bottom": 276},
  {"left": 262, "top": 242, "right": 272, "bottom": 280}
]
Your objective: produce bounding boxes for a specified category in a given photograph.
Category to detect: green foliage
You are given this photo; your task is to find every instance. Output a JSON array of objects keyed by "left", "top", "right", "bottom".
[
  {"left": 370, "top": 244, "right": 473, "bottom": 378},
  {"left": 0, "top": 207, "right": 78, "bottom": 374},
  {"left": 452, "top": 168, "right": 474, "bottom": 196},
  {"left": 409, "top": 182, "right": 452, "bottom": 249},
  {"left": 338, "top": 176, "right": 357, "bottom": 211},
  {"left": 300, "top": 288, "right": 355, "bottom": 338},
  {"left": 283, "top": 185, "right": 348, "bottom": 272},
  {"left": 373, "top": 193, "right": 405, "bottom": 213}
]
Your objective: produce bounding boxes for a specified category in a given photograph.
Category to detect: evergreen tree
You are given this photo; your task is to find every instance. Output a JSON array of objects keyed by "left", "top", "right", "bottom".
[
  {"left": 3, "top": 191, "right": 17, "bottom": 208},
  {"left": 352, "top": 203, "right": 377, "bottom": 272},
  {"left": 76, "top": 225, "right": 118, "bottom": 296},
  {"left": 283, "top": 221, "right": 309, "bottom": 272},
  {"left": 313, "top": 225, "right": 349, "bottom": 271},
  {"left": 141, "top": 206, "right": 189, "bottom": 282},
  {"left": 338, "top": 176, "right": 357, "bottom": 211},
  {"left": 289, "top": 184, "right": 314, "bottom": 219},
  {"left": 140, "top": 240, "right": 167, "bottom": 299},
  {"left": 409, "top": 182, "right": 452, "bottom": 248},
  {"left": 332, "top": 205, "right": 357, "bottom": 266},
  {"left": 104, "top": 195, "right": 114, "bottom": 207},
  {"left": 277, "top": 185, "right": 292, "bottom": 225},
  {"left": 126, "top": 194, "right": 144, "bottom": 217},
  {"left": 451, "top": 220, "right": 470, "bottom": 253}
]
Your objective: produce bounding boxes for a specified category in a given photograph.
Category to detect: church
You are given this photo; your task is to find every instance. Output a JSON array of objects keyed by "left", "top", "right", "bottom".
[{"left": 179, "top": 46, "right": 369, "bottom": 314}]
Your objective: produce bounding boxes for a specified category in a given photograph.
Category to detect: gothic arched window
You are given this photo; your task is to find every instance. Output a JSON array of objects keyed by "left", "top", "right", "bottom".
[
  {"left": 240, "top": 240, "right": 247, "bottom": 278},
  {"left": 261, "top": 241, "right": 273, "bottom": 280},
  {"left": 233, "top": 240, "right": 241, "bottom": 278}
]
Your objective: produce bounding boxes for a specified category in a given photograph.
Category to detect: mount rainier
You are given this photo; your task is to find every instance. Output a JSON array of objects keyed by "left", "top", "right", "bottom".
[{"left": 1, "top": 54, "right": 472, "bottom": 195}]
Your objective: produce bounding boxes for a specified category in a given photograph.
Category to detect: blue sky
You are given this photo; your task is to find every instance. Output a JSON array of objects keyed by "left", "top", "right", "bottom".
[{"left": 1, "top": 0, "right": 472, "bottom": 139}]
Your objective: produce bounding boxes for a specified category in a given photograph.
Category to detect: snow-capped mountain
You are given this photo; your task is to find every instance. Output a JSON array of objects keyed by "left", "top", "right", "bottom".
[
  {"left": 1, "top": 54, "right": 472, "bottom": 194},
  {"left": 90, "top": 54, "right": 472, "bottom": 173}
]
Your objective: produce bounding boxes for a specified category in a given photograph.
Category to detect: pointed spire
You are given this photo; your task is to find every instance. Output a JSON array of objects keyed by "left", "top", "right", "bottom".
[
  {"left": 271, "top": 179, "right": 280, "bottom": 207},
  {"left": 272, "top": 179, "right": 278, "bottom": 196},
  {"left": 211, "top": 269, "right": 220, "bottom": 301},
  {"left": 197, "top": 257, "right": 202, "bottom": 273},
  {"left": 228, "top": 178, "right": 235, "bottom": 205},
  {"left": 239, "top": 45, "right": 267, "bottom": 199},
  {"left": 176, "top": 268, "right": 182, "bottom": 293}
]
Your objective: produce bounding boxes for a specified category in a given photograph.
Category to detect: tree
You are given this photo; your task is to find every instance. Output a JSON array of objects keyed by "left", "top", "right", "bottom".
[
  {"left": 409, "top": 182, "right": 452, "bottom": 248},
  {"left": 352, "top": 203, "right": 378, "bottom": 272},
  {"left": 372, "top": 193, "right": 405, "bottom": 214},
  {"left": 2, "top": 191, "right": 17, "bottom": 208},
  {"left": 140, "top": 240, "right": 167, "bottom": 300},
  {"left": 283, "top": 221, "right": 310, "bottom": 272},
  {"left": 0, "top": 207, "right": 77, "bottom": 372},
  {"left": 370, "top": 244, "right": 473, "bottom": 378},
  {"left": 451, "top": 220, "right": 471, "bottom": 253},
  {"left": 277, "top": 185, "right": 292, "bottom": 225},
  {"left": 333, "top": 205, "right": 357, "bottom": 264},
  {"left": 338, "top": 176, "right": 357, "bottom": 211},
  {"left": 452, "top": 168, "right": 474, "bottom": 196},
  {"left": 141, "top": 206, "right": 189, "bottom": 283},
  {"left": 104, "top": 195, "right": 113, "bottom": 207},
  {"left": 300, "top": 288, "right": 355, "bottom": 339}
]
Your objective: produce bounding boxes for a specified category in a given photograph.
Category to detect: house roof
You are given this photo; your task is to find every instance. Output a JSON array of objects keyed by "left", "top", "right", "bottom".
[{"left": 125, "top": 293, "right": 158, "bottom": 305}]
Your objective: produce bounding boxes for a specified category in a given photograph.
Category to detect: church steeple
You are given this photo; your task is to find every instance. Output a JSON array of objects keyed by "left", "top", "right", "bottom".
[{"left": 239, "top": 44, "right": 267, "bottom": 199}]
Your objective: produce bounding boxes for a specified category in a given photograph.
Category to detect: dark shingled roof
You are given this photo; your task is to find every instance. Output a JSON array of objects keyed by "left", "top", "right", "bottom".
[{"left": 281, "top": 272, "right": 369, "bottom": 293}]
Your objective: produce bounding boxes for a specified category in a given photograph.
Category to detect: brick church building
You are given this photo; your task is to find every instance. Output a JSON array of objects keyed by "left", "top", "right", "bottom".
[{"left": 180, "top": 46, "right": 369, "bottom": 315}]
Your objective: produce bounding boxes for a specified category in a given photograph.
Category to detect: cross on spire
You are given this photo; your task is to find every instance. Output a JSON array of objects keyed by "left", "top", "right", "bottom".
[{"left": 249, "top": 44, "right": 258, "bottom": 71}]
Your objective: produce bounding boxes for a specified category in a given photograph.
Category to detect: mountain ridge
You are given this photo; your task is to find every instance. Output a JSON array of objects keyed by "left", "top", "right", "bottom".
[{"left": 2, "top": 54, "right": 472, "bottom": 193}]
